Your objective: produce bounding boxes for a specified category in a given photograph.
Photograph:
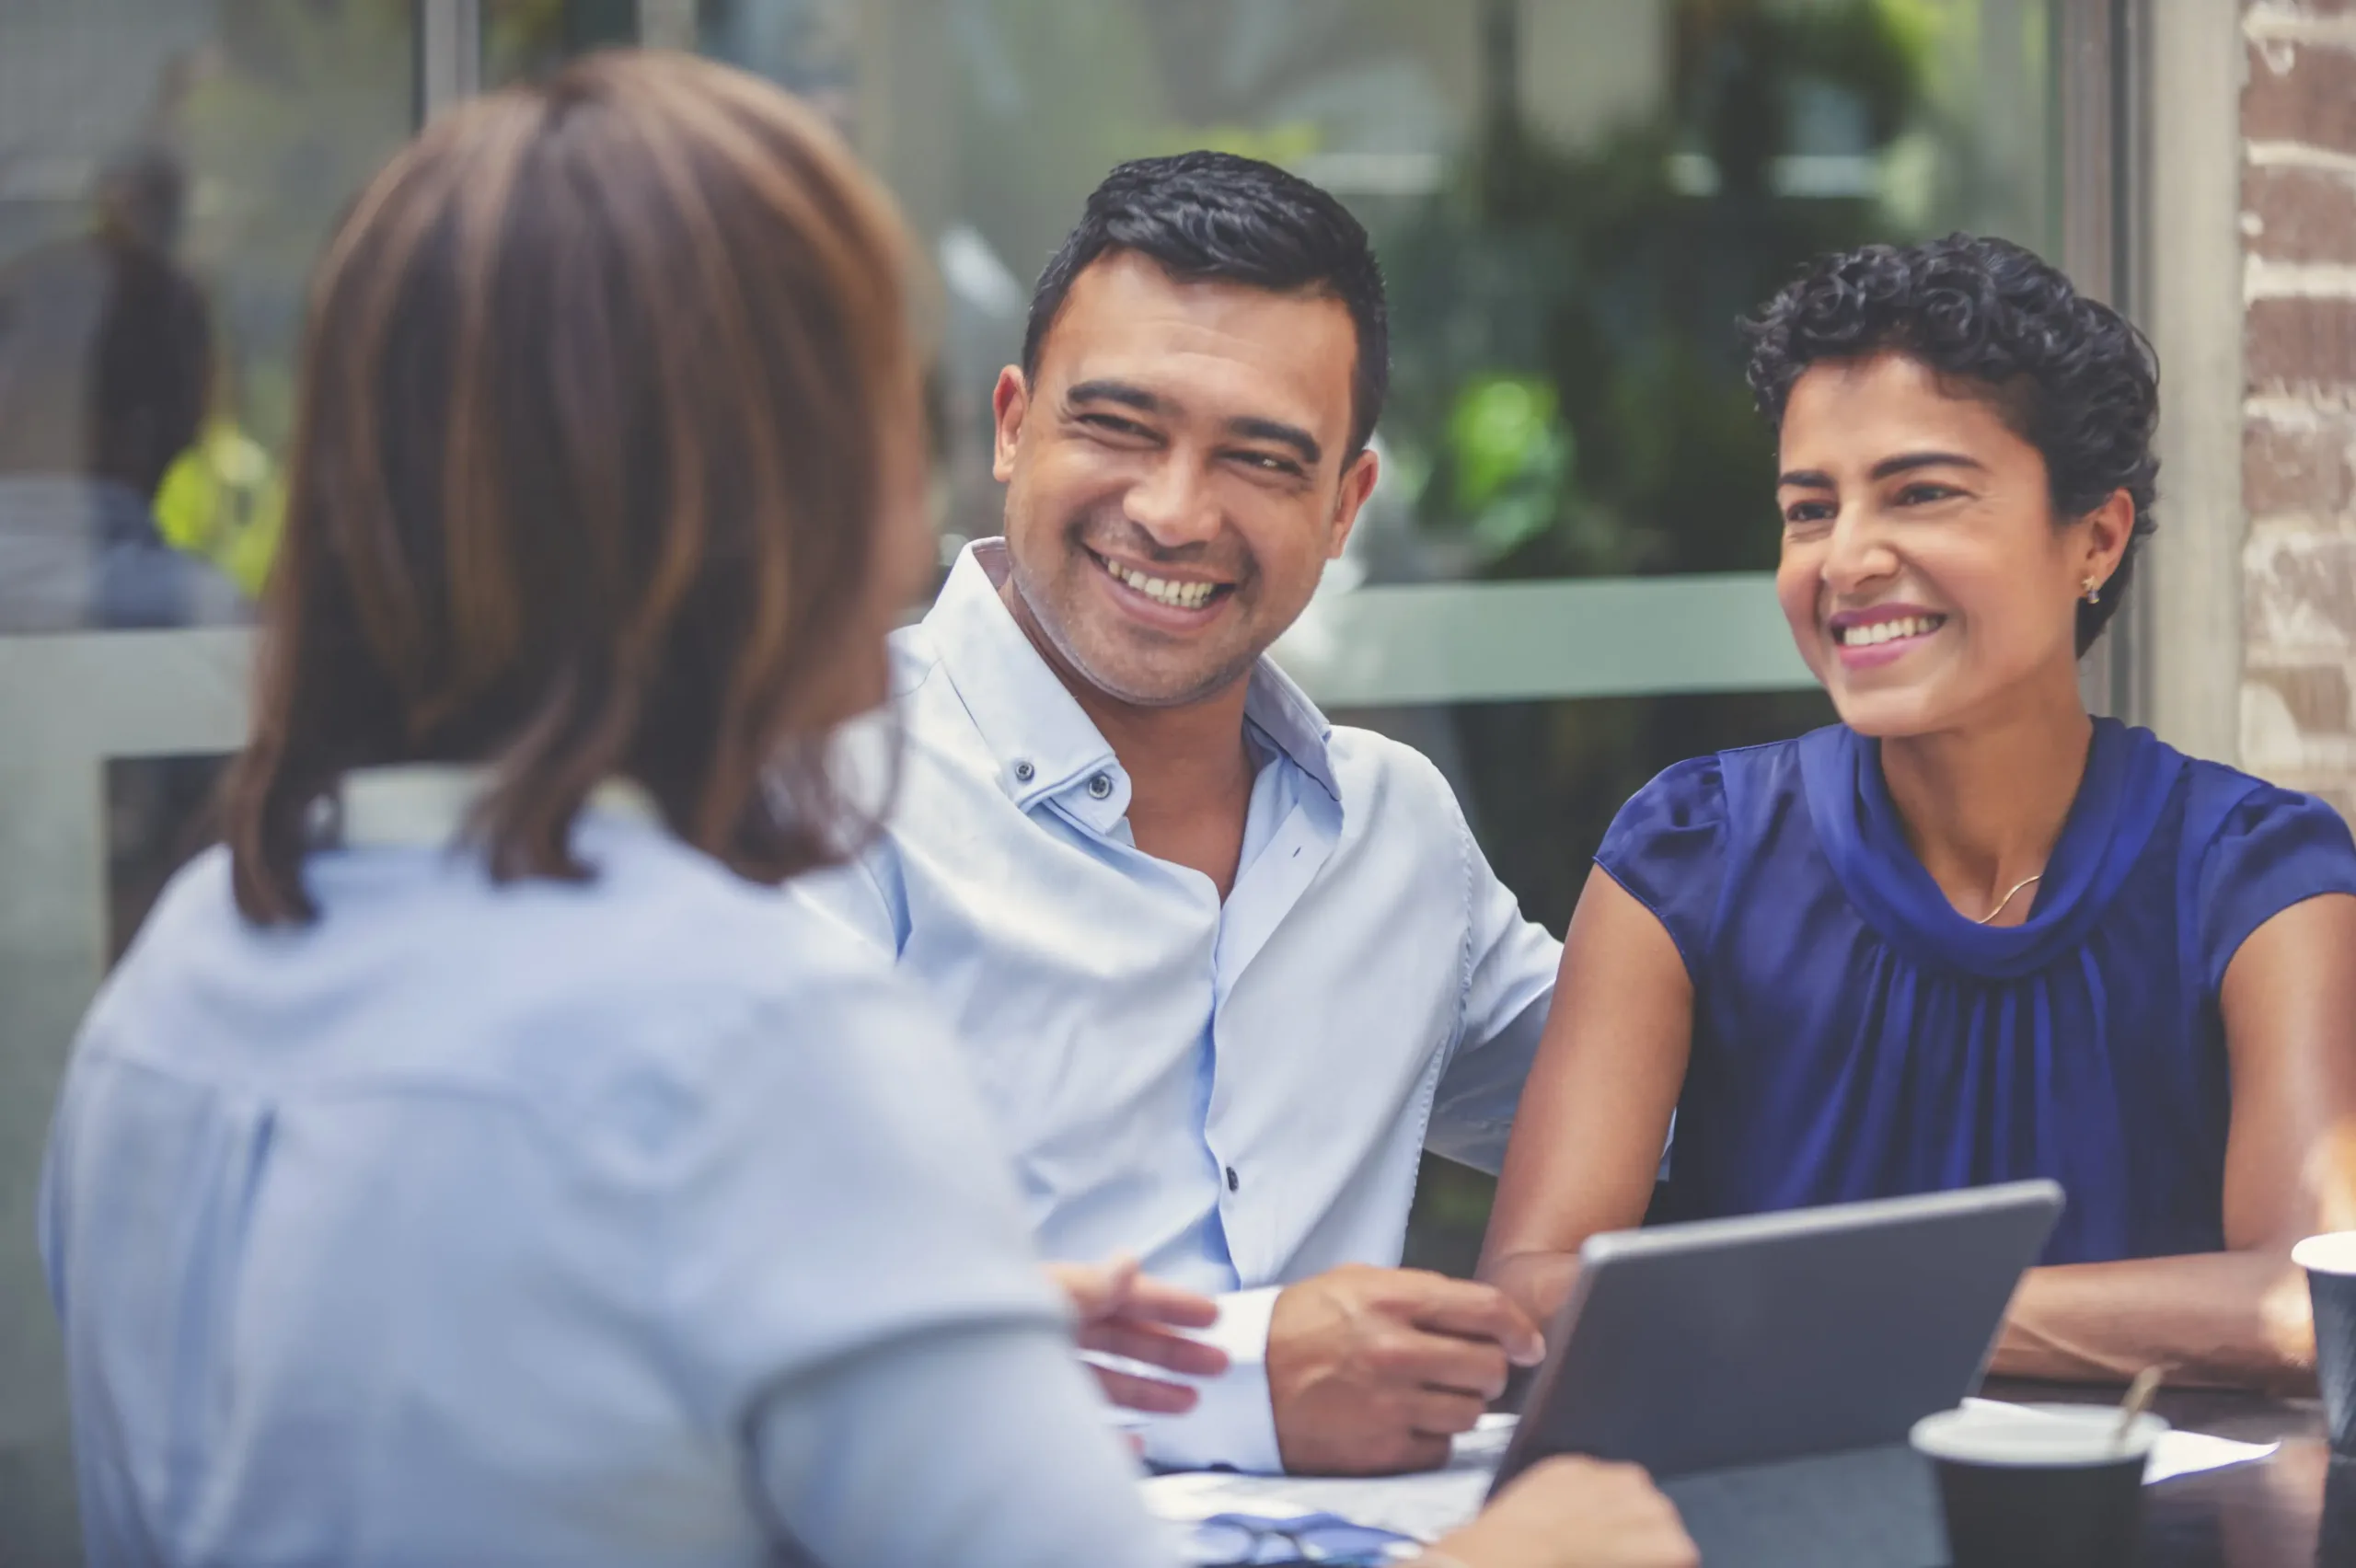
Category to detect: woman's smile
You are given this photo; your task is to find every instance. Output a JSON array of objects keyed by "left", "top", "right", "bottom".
[{"left": 1827, "top": 604, "right": 1952, "bottom": 670}]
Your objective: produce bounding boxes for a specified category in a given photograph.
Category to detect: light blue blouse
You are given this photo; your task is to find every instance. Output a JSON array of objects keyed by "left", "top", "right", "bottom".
[{"left": 40, "top": 771, "right": 1172, "bottom": 1567}]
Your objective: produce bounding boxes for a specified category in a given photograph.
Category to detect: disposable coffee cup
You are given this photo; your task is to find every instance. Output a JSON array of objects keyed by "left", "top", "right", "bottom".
[
  {"left": 1910, "top": 1403, "right": 2165, "bottom": 1568},
  {"left": 2321, "top": 1454, "right": 2356, "bottom": 1568},
  {"left": 2293, "top": 1232, "right": 2356, "bottom": 1456}
]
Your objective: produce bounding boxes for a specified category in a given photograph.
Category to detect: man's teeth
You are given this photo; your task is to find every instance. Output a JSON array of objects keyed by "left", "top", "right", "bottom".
[
  {"left": 1106, "top": 559, "right": 1218, "bottom": 610},
  {"left": 1837, "top": 615, "right": 1945, "bottom": 647}
]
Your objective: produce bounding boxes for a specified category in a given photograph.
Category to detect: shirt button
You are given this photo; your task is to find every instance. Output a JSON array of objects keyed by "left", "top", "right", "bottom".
[
  {"left": 1088, "top": 772, "right": 1113, "bottom": 800},
  {"left": 1226, "top": 1166, "right": 1240, "bottom": 1193},
  {"left": 1012, "top": 760, "right": 1035, "bottom": 784}
]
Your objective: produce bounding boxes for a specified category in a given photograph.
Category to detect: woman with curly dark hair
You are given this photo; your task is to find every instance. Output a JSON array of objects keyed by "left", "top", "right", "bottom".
[{"left": 1479, "top": 235, "right": 2356, "bottom": 1389}]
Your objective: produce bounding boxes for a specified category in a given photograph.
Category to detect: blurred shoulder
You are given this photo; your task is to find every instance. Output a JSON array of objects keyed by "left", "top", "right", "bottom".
[
  {"left": 884, "top": 618, "right": 952, "bottom": 707},
  {"left": 567, "top": 819, "right": 905, "bottom": 1007}
]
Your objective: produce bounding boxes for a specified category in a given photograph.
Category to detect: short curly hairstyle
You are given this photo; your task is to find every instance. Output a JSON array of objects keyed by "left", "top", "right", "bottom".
[{"left": 1742, "top": 234, "right": 2159, "bottom": 655}]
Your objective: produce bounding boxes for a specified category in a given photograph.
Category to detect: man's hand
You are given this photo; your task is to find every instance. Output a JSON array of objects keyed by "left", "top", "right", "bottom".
[
  {"left": 1046, "top": 1254, "right": 1230, "bottom": 1414},
  {"left": 1431, "top": 1456, "right": 1697, "bottom": 1568},
  {"left": 1267, "top": 1263, "right": 1546, "bottom": 1474}
]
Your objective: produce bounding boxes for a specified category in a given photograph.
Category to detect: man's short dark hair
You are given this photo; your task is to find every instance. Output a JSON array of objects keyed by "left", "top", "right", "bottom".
[
  {"left": 1022, "top": 151, "right": 1390, "bottom": 458},
  {"left": 1742, "top": 234, "right": 2159, "bottom": 655}
]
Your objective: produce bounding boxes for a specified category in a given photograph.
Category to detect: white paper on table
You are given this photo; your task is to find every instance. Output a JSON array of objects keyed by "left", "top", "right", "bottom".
[
  {"left": 1144, "top": 1395, "right": 2279, "bottom": 1559},
  {"left": 1141, "top": 1413, "right": 1511, "bottom": 1548},
  {"left": 1960, "top": 1398, "right": 2279, "bottom": 1484}
]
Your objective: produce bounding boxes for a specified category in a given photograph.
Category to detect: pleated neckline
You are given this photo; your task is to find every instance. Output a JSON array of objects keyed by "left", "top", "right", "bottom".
[{"left": 1797, "top": 718, "right": 2184, "bottom": 980}]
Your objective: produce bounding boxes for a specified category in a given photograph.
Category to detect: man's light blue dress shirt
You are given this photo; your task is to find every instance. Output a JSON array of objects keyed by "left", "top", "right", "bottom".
[
  {"left": 799, "top": 542, "right": 1564, "bottom": 1471},
  {"left": 40, "top": 770, "right": 1172, "bottom": 1567}
]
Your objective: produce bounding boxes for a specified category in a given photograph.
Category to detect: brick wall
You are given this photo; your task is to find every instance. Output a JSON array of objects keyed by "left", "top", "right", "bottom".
[{"left": 2241, "top": 1, "right": 2356, "bottom": 816}]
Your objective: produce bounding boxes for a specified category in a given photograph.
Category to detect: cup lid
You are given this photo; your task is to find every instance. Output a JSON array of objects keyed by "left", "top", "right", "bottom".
[
  {"left": 1910, "top": 1404, "right": 2166, "bottom": 1468},
  {"left": 2292, "top": 1231, "right": 2356, "bottom": 1276}
]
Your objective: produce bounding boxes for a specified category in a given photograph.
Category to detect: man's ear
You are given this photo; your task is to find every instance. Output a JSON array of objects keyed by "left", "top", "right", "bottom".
[
  {"left": 1326, "top": 446, "right": 1381, "bottom": 559},
  {"left": 992, "top": 366, "right": 1031, "bottom": 484}
]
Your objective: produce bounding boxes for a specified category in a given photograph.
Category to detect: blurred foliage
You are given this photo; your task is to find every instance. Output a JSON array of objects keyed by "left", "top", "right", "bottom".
[
  {"left": 1378, "top": 0, "right": 1935, "bottom": 584},
  {"left": 1438, "top": 374, "right": 1576, "bottom": 561},
  {"left": 1403, "top": 1155, "right": 1501, "bottom": 1279},
  {"left": 156, "top": 423, "right": 283, "bottom": 596},
  {"left": 1138, "top": 121, "right": 1324, "bottom": 167},
  {"left": 486, "top": 0, "right": 640, "bottom": 86},
  {"left": 1364, "top": 0, "right": 1940, "bottom": 943}
]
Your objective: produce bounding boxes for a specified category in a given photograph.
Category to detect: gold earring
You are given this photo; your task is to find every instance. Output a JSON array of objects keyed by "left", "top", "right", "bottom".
[{"left": 2082, "top": 575, "right": 2101, "bottom": 605}]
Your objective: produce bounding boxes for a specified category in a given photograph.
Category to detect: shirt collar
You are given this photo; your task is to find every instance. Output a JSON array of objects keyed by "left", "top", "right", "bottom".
[
  {"left": 924, "top": 540, "right": 1341, "bottom": 814},
  {"left": 337, "top": 764, "right": 661, "bottom": 849}
]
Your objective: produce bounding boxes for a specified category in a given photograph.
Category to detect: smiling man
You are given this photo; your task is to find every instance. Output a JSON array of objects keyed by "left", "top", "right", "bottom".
[{"left": 800, "top": 153, "right": 1563, "bottom": 1476}]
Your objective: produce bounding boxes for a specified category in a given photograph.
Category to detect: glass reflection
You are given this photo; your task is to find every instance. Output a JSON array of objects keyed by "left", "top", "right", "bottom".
[
  {"left": 485, "top": 0, "right": 641, "bottom": 87},
  {"left": 681, "top": 0, "right": 2057, "bottom": 1268},
  {"left": 0, "top": 150, "right": 240, "bottom": 630},
  {"left": 0, "top": 0, "right": 416, "bottom": 632}
]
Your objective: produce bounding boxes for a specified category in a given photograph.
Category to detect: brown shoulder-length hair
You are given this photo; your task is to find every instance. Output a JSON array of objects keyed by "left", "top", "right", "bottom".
[{"left": 224, "top": 51, "right": 915, "bottom": 923}]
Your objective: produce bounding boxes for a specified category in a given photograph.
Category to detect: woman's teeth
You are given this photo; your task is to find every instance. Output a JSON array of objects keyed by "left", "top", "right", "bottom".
[
  {"left": 1836, "top": 614, "right": 1945, "bottom": 647},
  {"left": 1105, "top": 559, "right": 1218, "bottom": 610}
]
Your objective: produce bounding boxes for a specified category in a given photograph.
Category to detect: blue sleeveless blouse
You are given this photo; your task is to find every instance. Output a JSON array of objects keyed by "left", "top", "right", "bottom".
[{"left": 1599, "top": 720, "right": 2356, "bottom": 1264}]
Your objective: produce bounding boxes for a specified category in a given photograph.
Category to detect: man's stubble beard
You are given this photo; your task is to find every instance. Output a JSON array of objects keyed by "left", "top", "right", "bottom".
[{"left": 1004, "top": 536, "right": 1269, "bottom": 711}]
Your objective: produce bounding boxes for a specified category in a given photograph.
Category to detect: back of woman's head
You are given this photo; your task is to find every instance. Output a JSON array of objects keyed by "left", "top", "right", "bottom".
[{"left": 225, "top": 52, "right": 920, "bottom": 923}]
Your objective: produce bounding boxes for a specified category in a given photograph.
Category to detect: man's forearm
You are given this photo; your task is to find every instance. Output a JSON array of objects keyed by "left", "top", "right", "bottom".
[{"left": 1992, "top": 1252, "right": 2317, "bottom": 1392}]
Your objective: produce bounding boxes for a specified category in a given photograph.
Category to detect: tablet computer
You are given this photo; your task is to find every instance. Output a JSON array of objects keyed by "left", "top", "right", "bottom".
[{"left": 1489, "top": 1180, "right": 2062, "bottom": 1493}]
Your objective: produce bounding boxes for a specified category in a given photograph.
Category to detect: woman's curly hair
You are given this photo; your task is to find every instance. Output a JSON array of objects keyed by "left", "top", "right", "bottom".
[{"left": 1742, "top": 234, "right": 2159, "bottom": 655}]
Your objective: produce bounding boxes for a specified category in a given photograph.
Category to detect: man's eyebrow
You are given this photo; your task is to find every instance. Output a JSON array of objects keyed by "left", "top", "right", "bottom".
[
  {"left": 1226, "top": 416, "right": 1322, "bottom": 467},
  {"left": 1064, "top": 381, "right": 1322, "bottom": 467},
  {"left": 1776, "top": 468, "right": 1834, "bottom": 490},
  {"left": 1064, "top": 379, "right": 1163, "bottom": 414},
  {"left": 1870, "top": 450, "right": 1986, "bottom": 480}
]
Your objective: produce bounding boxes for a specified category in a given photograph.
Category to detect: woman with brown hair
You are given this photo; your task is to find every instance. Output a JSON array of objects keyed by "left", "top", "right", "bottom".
[{"left": 38, "top": 52, "right": 1692, "bottom": 1568}]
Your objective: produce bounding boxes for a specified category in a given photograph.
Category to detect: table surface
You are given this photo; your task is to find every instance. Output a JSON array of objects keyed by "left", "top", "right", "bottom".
[{"left": 1978, "top": 1378, "right": 2346, "bottom": 1567}]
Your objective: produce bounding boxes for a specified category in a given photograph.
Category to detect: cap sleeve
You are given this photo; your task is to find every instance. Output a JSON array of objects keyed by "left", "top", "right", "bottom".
[
  {"left": 2196, "top": 781, "right": 2356, "bottom": 995},
  {"left": 1595, "top": 755, "right": 1727, "bottom": 984}
]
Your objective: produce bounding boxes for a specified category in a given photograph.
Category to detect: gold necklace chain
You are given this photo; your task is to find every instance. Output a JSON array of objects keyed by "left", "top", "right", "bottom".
[{"left": 1974, "top": 872, "right": 2044, "bottom": 926}]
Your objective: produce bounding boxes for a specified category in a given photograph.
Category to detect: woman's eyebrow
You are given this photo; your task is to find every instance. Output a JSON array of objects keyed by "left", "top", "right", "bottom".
[{"left": 1779, "top": 452, "right": 1990, "bottom": 489}]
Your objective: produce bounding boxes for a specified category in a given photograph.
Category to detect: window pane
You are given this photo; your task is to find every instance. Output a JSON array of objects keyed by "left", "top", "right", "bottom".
[
  {"left": 0, "top": 9, "right": 413, "bottom": 1548},
  {"left": 685, "top": 0, "right": 2066, "bottom": 1264},
  {"left": 706, "top": 0, "right": 2056, "bottom": 585},
  {"left": 0, "top": 0, "right": 414, "bottom": 636},
  {"left": 106, "top": 752, "right": 232, "bottom": 963},
  {"left": 484, "top": 0, "right": 642, "bottom": 86}
]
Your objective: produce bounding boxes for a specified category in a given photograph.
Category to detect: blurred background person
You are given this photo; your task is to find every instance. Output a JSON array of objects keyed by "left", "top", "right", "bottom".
[
  {"left": 0, "top": 148, "right": 244, "bottom": 632},
  {"left": 1480, "top": 236, "right": 2356, "bottom": 1394},
  {"left": 38, "top": 50, "right": 1693, "bottom": 1568}
]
